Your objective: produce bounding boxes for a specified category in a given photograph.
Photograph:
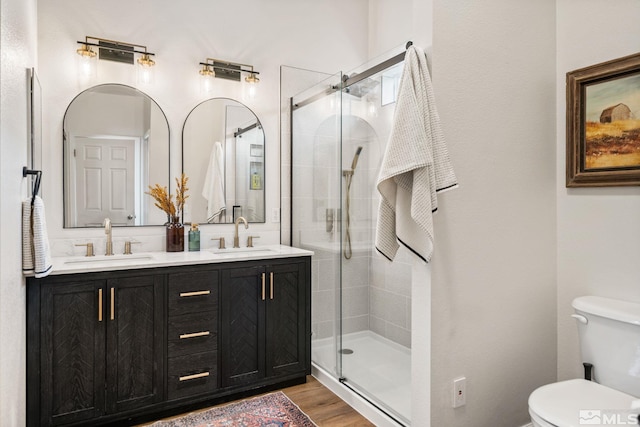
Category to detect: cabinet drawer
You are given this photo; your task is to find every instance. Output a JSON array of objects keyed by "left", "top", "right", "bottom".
[
  {"left": 168, "top": 271, "right": 218, "bottom": 316},
  {"left": 167, "top": 351, "right": 218, "bottom": 400},
  {"left": 168, "top": 312, "right": 218, "bottom": 358}
]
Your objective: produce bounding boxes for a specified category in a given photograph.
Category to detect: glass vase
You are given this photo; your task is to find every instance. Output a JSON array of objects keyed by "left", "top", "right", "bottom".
[{"left": 165, "top": 216, "right": 184, "bottom": 252}]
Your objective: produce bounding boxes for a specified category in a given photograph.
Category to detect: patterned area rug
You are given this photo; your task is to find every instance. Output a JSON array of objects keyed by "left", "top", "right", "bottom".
[{"left": 148, "top": 392, "right": 317, "bottom": 427}]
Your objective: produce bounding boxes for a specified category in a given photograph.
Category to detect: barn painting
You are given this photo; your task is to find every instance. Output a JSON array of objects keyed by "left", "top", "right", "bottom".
[
  {"left": 584, "top": 72, "right": 640, "bottom": 170},
  {"left": 599, "top": 103, "right": 631, "bottom": 123}
]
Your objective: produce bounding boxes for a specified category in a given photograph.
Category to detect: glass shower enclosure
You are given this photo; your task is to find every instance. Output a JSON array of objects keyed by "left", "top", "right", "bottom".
[{"left": 288, "top": 49, "right": 413, "bottom": 425}]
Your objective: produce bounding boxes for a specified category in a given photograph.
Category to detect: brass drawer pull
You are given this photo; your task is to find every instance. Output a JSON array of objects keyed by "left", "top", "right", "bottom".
[
  {"left": 261, "top": 273, "right": 266, "bottom": 301},
  {"left": 98, "top": 289, "right": 103, "bottom": 322},
  {"left": 179, "top": 290, "right": 210, "bottom": 298},
  {"left": 270, "top": 272, "right": 274, "bottom": 300},
  {"left": 110, "top": 287, "right": 115, "bottom": 320},
  {"left": 179, "top": 331, "right": 210, "bottom": 339},
  {"left": 179, "top": 371, "right": 210, "bottom": 382}
]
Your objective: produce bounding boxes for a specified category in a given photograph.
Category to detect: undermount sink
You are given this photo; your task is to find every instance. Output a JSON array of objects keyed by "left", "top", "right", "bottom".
[
  {"left": 62, "top": 254, "right": 155, "bottom": 265},
  {"left": 43, "top": 245, "right": 312, "bottom": 276},
  {"left": 210, "top": 247, "right": 279, "bottom": 258}
]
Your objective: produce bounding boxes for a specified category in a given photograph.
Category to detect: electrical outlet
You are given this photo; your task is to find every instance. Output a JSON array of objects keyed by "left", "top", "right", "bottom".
[{"left": 453, "top": 377, "right": 466, "bottom": 408}]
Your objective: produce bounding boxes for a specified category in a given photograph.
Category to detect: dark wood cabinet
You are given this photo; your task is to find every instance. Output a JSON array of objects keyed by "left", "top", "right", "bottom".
[
  {"left": 220, "top": 260, "right": 310, "bottom": 387},
  {"left": 28, "top": 272, "right": 164, "bottom": 426},
  {"left": 166, "top": 269, "right": 219, "bottom": 400},
  {"left": 106, "top": 275, "right": 164, "bottom": 413},
  {"left": 266, "top": 261, "right": 309, "bottom": 378},
  {"left": 27, "top": 256, "right": 311, "bottom": 426},
  {"left": 38, "top": 280, "right": 106, "bottom": 426}
]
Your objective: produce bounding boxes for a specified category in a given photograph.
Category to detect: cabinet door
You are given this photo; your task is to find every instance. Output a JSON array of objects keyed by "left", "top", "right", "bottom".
[
  {"left": 220, "top": 265, "right": 266, "bottom": 387},
  {"left": 106, "top": 274, "right": 164, "bottom": 413},
  {"left": 266, "top": 261, "right": 309, "bottom": 377},
  {"left": 40, "top": 280, "right": 106, "bottom": 426}
]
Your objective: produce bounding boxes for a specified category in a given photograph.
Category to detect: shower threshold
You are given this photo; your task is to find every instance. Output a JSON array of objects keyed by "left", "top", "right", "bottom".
[{"left": 312, "top": 330, "right": 411, "bottom": 425}]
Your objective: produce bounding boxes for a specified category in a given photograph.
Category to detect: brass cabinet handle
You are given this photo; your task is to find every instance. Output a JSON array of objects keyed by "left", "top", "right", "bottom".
[
  {"left": 179, "top": 331, "right": 210, "bottom": 339},
  {"left": 179, "top": 290, "right": 210, "bottom": 298},
  {"left": 261, "top": 273, "right": 266, "bottom": 301},
  {"left": 270, "top": 272, "right": 274, "bottom": 300},
  {"left": 98, "top": 289, "right": 103, "bottom": 322},
  {"left": 110, "top": 287, "right": 115, "bottom": 320},
  {"left": 179, "top": 371, "right": 210, "bottom": 382}
]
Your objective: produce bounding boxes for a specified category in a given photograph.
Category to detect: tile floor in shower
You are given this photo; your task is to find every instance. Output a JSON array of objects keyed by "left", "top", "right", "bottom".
[{"left": 312, "top": 330, "right": 411, "bottom": 422}]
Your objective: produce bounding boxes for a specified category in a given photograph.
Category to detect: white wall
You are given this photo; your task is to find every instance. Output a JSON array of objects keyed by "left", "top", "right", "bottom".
[
  {"left": 0, "top": 0, "right": 38, "bottom": 424},
  {"left": 38, "top": 0, "right": 370, "bottom": 255},
  {"left": 556, "top": 0, "right": 640, "bottom": 381},
  {"left": 368, "top": 0, "right": 413, "bottom": 58},
  {"left": 16, "top": 2, "right": 638, "bottom": 427},
  {"left": 431, "top": 1, "right": 557, "bottom": 426}
]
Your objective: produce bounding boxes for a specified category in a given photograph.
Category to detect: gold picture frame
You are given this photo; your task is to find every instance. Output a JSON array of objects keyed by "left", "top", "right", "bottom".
[{"left": 566, "top": 52, "right": 640, "bottom": 187}]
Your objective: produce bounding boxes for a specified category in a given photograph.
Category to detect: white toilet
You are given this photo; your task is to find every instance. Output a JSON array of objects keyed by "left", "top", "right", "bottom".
[{"left": 529, "top": 296, "right": 640, "bottom": 427}]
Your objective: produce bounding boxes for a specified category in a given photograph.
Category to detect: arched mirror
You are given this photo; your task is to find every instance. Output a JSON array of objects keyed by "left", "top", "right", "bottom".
[
  {"left": 63, "top": 84, "right": 170, "bottom": 228},
  {"left": 182, "top": 98, "right": 265, "bottom": 224}
]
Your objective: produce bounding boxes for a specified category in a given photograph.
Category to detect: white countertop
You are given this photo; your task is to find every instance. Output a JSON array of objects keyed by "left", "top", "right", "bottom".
[{"left": 41, "top": 245, "right": 313, "bottom": 276}]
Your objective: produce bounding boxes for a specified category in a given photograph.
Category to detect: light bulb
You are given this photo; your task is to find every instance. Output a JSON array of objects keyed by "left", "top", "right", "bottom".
[
  {"left": 77, "top": 47, "right": 97, "bottom": 82},
  {"left": 199, "top": 65, "right": 215, "bottom": 94},
  {"left": 247, "top": 83, "right": 257, "bottom": 99},
  {"left": 136, "top": 55, "right": 155, "bottom": 85}
]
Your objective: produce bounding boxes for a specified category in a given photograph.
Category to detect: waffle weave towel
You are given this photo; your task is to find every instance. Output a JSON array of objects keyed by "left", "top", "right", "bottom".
[
  {"left": 22, "top": 196, "right": 53, "bottom": 277},
  {"left": 375, "top": 45, "right": 458, "bottom": 263}
]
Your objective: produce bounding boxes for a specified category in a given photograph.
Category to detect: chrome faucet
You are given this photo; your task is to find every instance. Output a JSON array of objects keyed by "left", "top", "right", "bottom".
[
  {"left": 104, "top": 218, "right": 114, "bottom": 256},
  {"left": 233, "top": 216, "right": 248, "bottom": 248}
]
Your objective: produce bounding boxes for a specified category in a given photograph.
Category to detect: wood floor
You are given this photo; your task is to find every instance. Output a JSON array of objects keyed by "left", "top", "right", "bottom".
[
  {"left": 282, "top": 376, "right": 375, "bottom": 426},
  {"left": 140, "top": 376, "right": 375, "bottom": 426}
]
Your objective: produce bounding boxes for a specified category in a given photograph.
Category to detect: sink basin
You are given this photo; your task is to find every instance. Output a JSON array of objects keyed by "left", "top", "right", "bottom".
[
  {"left": 63, "top": 254, "right": 155, "bottom": 265},
  {"left": 210, "top": 247, "right": 279, "bottom": 258}
]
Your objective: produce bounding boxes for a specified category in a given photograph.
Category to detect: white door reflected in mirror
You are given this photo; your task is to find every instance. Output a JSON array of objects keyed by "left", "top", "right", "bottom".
[{"left": 63, "top": 84, "right": 170, "bottom": 228}]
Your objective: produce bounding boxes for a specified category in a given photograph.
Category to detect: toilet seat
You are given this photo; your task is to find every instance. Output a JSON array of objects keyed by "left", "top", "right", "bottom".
[{"left": 529, "top": 379, "right": 638, "bottom": 426}]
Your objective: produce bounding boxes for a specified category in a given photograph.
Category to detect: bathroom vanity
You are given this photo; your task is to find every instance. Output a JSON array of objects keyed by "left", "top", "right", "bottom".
[{"left": 26, "top": 246, "right": 311, "bottom": 426}]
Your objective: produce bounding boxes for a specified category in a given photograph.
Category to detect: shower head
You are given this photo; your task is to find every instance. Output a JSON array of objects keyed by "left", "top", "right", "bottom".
[
  {"left": 344, "top": 75, "right": 380, "bottom": 98},
  {"left": 350, "top": 146, "right": 363, "bottom": 171}
]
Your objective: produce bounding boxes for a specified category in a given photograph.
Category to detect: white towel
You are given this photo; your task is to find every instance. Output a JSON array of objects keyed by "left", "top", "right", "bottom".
[
  {"left": 202, "top": 141, "right": 226, "bottom": 223},
  {"left": 22, "top": 196, "right": 53, "bottom": 277},
  {"left": 22, "top": 200, "right": 33, "bottom": 272},
  {"left": 375, "top": 45, "right": 458, "bottom": 263}
]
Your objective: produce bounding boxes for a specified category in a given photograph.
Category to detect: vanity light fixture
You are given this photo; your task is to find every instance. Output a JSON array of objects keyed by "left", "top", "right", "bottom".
[
  {"left": 76, "top": 36, "right": 156, "bottom": 84},
  {"left": 198, "top": 57, "right": 260, "bottom": 95}
]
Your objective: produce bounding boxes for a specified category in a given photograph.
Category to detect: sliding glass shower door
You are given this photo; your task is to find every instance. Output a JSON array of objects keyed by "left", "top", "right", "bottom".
[
  {"left": 290, "top": 53, "right": 412, "bottom": 425},
  {"left": 290, "top": 72, "right": 345, "bottom": 381}
]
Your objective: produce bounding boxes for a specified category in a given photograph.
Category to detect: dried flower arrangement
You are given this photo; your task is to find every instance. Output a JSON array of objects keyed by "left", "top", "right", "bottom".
[{"left": 147, "top": 173, "right": 190, "bottom": 222}]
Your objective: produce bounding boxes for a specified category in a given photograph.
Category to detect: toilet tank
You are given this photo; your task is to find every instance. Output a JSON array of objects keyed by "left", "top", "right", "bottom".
[{"left": 573, "top": 296, "right": 640, "bottom": 397}]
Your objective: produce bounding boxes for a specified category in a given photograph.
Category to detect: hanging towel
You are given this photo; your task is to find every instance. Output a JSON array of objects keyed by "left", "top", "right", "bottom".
[
  {"left": 22, "top": 200, "right": 33, "bottom": 272},
  {"left": 375, "top": 45, "right": 458, "bottom": 263},
  {"left": 22, "top": 196, "right": 53, "bottom": 277},
  {"left": 202, "top": 141, "right": 226, "bottom": 223}
]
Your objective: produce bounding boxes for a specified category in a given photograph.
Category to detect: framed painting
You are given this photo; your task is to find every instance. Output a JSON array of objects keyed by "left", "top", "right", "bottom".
[{"left": 566, "top": 52, "right": 640, "bottom": 187}]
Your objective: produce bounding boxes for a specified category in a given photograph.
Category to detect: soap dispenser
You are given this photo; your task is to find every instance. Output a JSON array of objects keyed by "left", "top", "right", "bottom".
[{"left": 188, "top": 223, "right": 200, "bottom": 251}]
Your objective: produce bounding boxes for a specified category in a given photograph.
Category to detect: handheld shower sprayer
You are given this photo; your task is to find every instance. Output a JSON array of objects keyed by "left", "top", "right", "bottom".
[
  {"left": 343, "top": 146, "right": 363, "bottom": 178},
  {"left": 350, "top": 146, "right": 363, "bottom": 171},
  {"left": 343, "top": 146, "right": 363, "bottom": 260}
]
